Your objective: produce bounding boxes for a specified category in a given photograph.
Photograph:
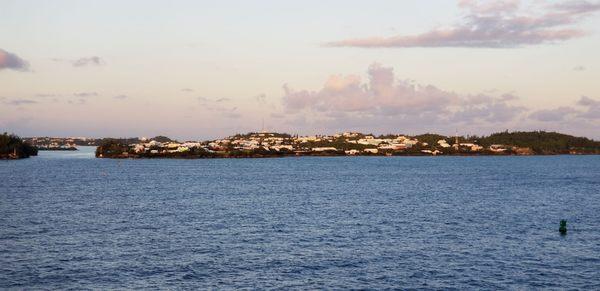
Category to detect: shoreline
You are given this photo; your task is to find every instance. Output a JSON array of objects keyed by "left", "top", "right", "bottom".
[
  {"left": 93, "top": 131, "right": 600, "bottom": 159},
  {"left": 95, "top": 152, "right": 600, "bottom": 159}
]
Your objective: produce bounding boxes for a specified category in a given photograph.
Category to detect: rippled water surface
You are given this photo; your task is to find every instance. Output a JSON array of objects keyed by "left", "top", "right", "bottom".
[{"left": 2, "top": 147, "right": 600, "bottom": 289}]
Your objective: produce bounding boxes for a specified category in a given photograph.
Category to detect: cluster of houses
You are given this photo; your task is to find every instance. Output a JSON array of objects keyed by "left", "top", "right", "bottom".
[
  {"left": 132, "top": 140, "right": 202, "bottom": 154},
  {"left": 24, "top": 137, "right": 89, "bottom": 150},
  {"left": 124, "top": 132, "right": 509, "bottom": 156}
]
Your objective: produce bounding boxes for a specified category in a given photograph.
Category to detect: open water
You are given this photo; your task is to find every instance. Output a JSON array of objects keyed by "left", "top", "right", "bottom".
[{"left": 1, "top": 147, "right": 600, "bottom": 289}]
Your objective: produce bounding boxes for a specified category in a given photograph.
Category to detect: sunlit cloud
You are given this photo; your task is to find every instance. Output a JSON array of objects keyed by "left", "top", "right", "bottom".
[
  {"left": 279, "top": 63, "right": 600, "bottom": 135},
  {"left": 283, "top": 63, "right": 523, "bottom": 124},
  {"left": 326, "top": 0, "right": 600, "bottom": 48}
]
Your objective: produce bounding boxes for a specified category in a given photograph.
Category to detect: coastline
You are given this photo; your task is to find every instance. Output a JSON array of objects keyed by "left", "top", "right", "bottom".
[
  {"left": 95, "top": 151, "right": 600, "bottom": 159},
  {"left": 94, "top": 131, "right": 600, "bottom": 159}
]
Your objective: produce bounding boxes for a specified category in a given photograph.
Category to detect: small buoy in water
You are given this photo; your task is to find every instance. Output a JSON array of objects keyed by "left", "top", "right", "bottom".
[{"left": 559, "top": 220, "right": 567, "bottom": 235}]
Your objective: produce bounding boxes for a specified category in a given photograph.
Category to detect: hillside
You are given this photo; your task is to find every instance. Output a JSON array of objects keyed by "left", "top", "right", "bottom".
[{"left": 476, "top": 131, "right": 600, "bottom": 154}]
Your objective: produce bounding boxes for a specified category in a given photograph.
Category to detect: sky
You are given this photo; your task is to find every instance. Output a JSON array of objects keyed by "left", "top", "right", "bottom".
[{"left": 1, "top": 0, "right": 600, "bottom": 140}]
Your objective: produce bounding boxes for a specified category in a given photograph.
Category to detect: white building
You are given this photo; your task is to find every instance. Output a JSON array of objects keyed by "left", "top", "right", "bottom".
[{"left": 312, "top": 147, "right": 338, "bottom": 152}]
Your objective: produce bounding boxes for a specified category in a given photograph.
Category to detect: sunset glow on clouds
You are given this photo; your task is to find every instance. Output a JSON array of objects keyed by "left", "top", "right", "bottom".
[
  {"left": 326, "top": 0, "right": 600, "bottom": 48},
  {"left": 281, "top": 63, "right": 599, "bottom": 135},
  {"left": 1, "top": 0, "right": 599, "bottom": 139}
]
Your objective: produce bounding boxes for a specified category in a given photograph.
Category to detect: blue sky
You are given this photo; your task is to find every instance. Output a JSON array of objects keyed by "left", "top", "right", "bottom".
[{"left": 1, "top": 0, "right": 600, "bottom": 139}]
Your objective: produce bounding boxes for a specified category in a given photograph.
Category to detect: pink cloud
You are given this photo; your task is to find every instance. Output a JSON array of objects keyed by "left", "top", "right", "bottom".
[
  {"left": 0, "top": 49, "right": 29, "bottom": 71},
  {"left": 325, "top": 0, "right": 600, "bottom": 48},
  {"left": 284, "top": 64, "right": 459, "bottom": 115},
  {"left": 282, "top": 63, "right": 524, "bottom": 125}
]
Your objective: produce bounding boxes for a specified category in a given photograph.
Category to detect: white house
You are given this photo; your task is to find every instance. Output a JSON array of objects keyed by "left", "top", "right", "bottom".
[{"left": 312, "top": 147, "right": 338, "bottom": 152}]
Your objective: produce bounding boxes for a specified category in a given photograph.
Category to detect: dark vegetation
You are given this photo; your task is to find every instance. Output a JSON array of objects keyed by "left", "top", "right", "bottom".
[
  {"left": 151, "top": 136, "right": 175, "bottom": 143},
  {"left": 0, "top": 133, "right": 38, "bottom": 159},
  {"left": 475, "top": 131, "right": 600, "bottom": 154},
  {"left": 414, "top": 133, "right": 451, "bottom": 145},
  {"left": 95, "top": 139, "right": 130, "bottom": 158}
]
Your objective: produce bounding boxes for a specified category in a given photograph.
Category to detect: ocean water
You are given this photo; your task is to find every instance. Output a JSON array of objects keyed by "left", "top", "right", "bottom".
[{"left": 1, "top": 147, "right": 600, "bottom": 289}]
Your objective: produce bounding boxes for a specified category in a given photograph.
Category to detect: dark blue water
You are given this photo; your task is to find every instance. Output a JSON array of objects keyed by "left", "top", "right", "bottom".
[{"left": 2, "top": 148, "right": 600, "bottom": 289}]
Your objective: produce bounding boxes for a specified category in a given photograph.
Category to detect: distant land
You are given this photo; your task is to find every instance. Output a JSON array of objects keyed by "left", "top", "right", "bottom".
[
  {"left": 91, "top": 131, "right": 600, "bottom": 159},
  {"left": 3, "top": 131, "right": 599, "bottom": 160},
  {"left": 1, "top": 133, "right": 38, "bottom": 159}
]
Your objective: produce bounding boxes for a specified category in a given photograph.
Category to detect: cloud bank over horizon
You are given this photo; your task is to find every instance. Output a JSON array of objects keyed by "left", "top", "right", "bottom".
[
  {"left": 281, "top": 63, "right": 600, "bottom": 137},
  {"left": 326, "top": 0, "right": 600, "bottom": 48}
]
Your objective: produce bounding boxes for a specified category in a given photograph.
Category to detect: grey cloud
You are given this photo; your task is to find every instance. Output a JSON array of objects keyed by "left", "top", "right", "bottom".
[
  {"left": 198, "top": 97, "right": 230, "bottom": 103},
  {"left": 67, "top": 99, "right": 87, "bottom": 105},
  {"left": 224, "top": 112, "right": 242, "bottom": 119},
  {"left": 35, "top": 93, "right": 59, "bottom": 98},
  {"left": 577, "top": 96, "right": 600, "bottom": 119},
  {"left": 326, "top": 0, "right": 600, "bottom": 48},
  {"left": 216, "top": 107, "right": 241, "bottom": 118},
  {"left": 74, "top": 92, "right": 99, "bottom": 98},
  {"left": 573, "top": 65, "right": 586, "bottom": 71},
  {"left": 552, "top": 0, "right": 600, "bottom": 14},
  {"left": 198, "top": 97, "right": 239, "bottom": 117},
  {"left": 529, "top": 106, "right": 578, "bottom": 122},
  {"left": 451, "top": 96, "right": 527, "bottom": 123},
  {"left": 3, "top": 99, "right": 38, "bottom": 106},
  {"left": 254, "top": 93, "right": 267, "bottom": 104},
  {"left": 578, "top": 96, "right": 599, "bottom": 107},
  {"left": 0, "top": 49, "right": 30, "bottom": 71},
  {"left": 72, "top": 56, "right": 105, "bottom": 67},
  {"left": 114, "top": 95, "right": 128, "bottom": 100},
  {"left": 528, "top": 96, "right": 600, "bottom": 122},
  {"left": 181, "top": 88, "right": 194, "bottom": 93}
]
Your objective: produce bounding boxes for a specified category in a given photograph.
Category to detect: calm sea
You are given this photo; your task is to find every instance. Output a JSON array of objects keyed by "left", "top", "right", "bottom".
[{"left": 2, "top": 147, "right": 600, "bottom": 289}]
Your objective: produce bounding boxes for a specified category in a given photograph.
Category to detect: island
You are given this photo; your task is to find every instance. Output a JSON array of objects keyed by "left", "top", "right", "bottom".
[
  {"left": 0, "top": 133, "right": 38, "bottom": 159},
  {"left": 23, "top": 136, "right": 88, "bottom": 151},
  {"left": 95, "top": 131, "right": 600, "bottom": 159}
]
